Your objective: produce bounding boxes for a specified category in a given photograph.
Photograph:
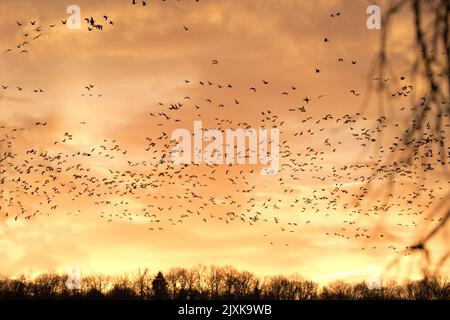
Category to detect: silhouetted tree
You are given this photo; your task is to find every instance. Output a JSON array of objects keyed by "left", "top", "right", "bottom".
[
  {"left": 29, "top": 273, "right": 64, "bottom": 299},
  {"left": 151, "top": 271, "right": 169, "bottom": 300},
  {"left": 370, "top": 0, "right": 450, "bottom": 275},
  {"left": 405, "top": 276, "right": 450, "bottom": 299},
  {"left": 108, "top": 275, "right": 137, "bottom": 300},
  {"left": 82, "top": 274, "right": 110, "bottom": 299},
  {"left": 0, "top": 268, "right": 448, "bottom": 300},
  {"left": 133, "top": 268, "right": 152, "bottom": 299},
  {"left": 0, "top": 275, "right": 28, "bottom": 299},
  {"left": 321, "top": 280, "right": 353, "bottom": 300}
]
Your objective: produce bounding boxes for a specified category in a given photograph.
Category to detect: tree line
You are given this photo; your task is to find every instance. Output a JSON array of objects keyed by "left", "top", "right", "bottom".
[{"left": 0, "top": 266, "right": 448, "bottom": 300}]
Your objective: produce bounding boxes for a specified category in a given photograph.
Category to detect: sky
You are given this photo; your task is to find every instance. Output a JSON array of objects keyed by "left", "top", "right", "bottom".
[{"left": 0, "top": 0, "right": 448, "bottom": 284}]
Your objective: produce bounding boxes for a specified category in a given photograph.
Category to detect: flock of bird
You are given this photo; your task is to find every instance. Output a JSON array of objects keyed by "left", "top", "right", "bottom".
[
  {"left": 3, "top": 13, "right": 115, "bottom": 56},
  {"left": 81, "top": 84, "right": 102, "bottom": 97},
  {"left": 3, "top": 19, "right": 52, "bottom": 55},
  {"left": 1, "top": 2, "right": 448, "bottom": 257},
  {"left": 1, "top": 84, "right": 44, "bottom": 94},
  {"left": 83, "top": 15, "right": 115, "bottom": 31}
]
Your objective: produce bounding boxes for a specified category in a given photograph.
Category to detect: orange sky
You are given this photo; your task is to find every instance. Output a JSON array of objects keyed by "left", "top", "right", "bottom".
[{"left": 0, "top": 0, "right": 448, "bottom": 284}]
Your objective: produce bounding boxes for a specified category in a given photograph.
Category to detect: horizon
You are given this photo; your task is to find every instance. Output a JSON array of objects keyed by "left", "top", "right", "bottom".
[{"left": 0, "top": 0, "right": 448, "bottom": 292}]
